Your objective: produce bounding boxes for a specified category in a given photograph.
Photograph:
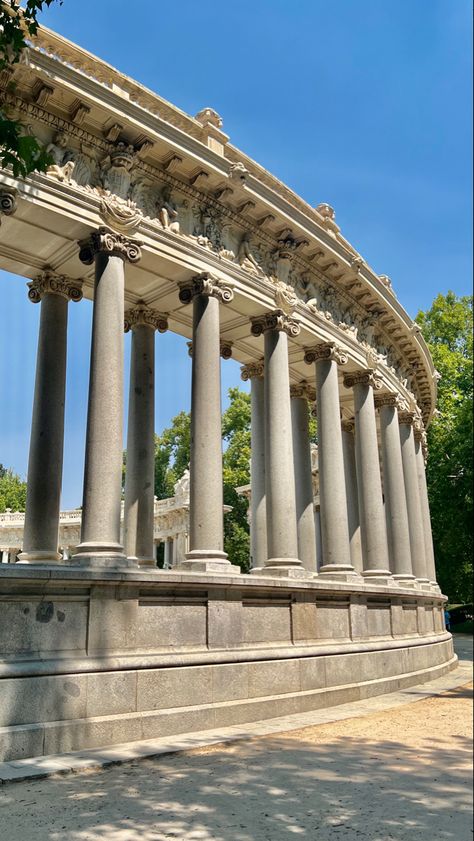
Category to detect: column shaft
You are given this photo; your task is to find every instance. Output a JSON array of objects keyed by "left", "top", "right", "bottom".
[
  {"left": 415, "top": 437, "right": 438, "bottom": 587},
  {"left": 291, "top": 392, "right": 317, "bottom": 571},
  {"left": 250, "top": 373, "right": 267, "bottom": 568},
  {"left": 399, "top": 417, "right": 429, "bottom": 584},
  {"left": 341, "top": 424, "right": 363, "bottom": 574},
  {"left": 124, "top": 324, "right": 155, "bottom": 565},
  {"left": 378, "top": 400, "right": 414, "bottom": 582}
]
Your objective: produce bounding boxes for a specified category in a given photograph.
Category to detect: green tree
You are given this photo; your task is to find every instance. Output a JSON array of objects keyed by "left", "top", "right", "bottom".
[
  {"left": 154, "top": 411, "right": 191, "bottom": 499},
  {"left": 416, "top": 292, "right": 473, "bottom": 603},
  {"left": 1, "top": 1, "right": 62, "bottom": 176},
  {"left": 0, "top": 463, "right": 27, "bottom": 511}
]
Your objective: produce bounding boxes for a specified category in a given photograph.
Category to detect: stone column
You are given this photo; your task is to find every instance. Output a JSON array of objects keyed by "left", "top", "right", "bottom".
[
  {"left": 177, "top": 273, "right": 239, "bottom": 573},
  {"left": 73, "top": 228, "right": 141, "bottom": 567},
  {"left": 123, "top": 305, "right": 168, "bottom": 567},
  {"left": 341, "top": 420, "right": 363, "bottom": 574},
  {"left": 399, "top": 411, "right": 430, "bottom": 587},
  {"left": 414, "top": 426, "right": 439, "bottom": 590},
  {"left": 251, "top": 310, "right": 306, "bottom": 577},
  {"left": 290, "top": 382, "right": 317, "bottom": 572},
  {"left": 305, "top": 343, "right": 358, "bottom": 581},
  {"left": 374, "top": 393, "right": 416, "bottom": 585},
  {"left": 241, "top": 360, "right": 267, "bottom": 569},
  {"left": 343, "top": 370, "right": 391, "bottom": 582},
  {"left": 17, "top": 270, "right": 82, "bottom": 564}
]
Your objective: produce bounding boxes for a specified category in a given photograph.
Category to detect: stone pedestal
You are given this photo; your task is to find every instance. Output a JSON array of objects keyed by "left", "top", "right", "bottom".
[
  {"left": 305, "top": 344, "right": 358, "bottom": 581},
  {"left": 241, "top": 361, "right": 267, "bottom": 569},
  {"left": 73, "top": 228, "right": 141, "bottom": 568},
  {"left": 399, "top": 413, "right": 430, "bottom": 587},
  {"left": 291, "top": 383, "right": 317, "bottom": 572},
  {"left": 376, "top": 395, "right": 416, "bottom": 586},
  {"left": 123, "top": 307, "right": 168, "bottom": 567},
  {"left": 344, "top": 370, "right": 392, "bottom": 583},
  {"left": 251, "top": 311, "right": 306, "bottom": 577},
  {"left": 17, "top": 271, "right": 82, "bottom": 564},
  {"left": 177, "top": 274, "right": 240, "bottom": 574}
]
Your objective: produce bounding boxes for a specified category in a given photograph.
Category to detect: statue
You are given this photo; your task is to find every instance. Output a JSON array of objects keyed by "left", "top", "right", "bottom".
[
  {"left": 158, "top": 185, "right": 180, "bottom": 233},
  {"left": 46, "top": 132, "right": 75, "bottom": 182},
  {"left": 237, "top": 233, "right": 264, "bottom": 276},
  {"left": 99, "top": 141, "right": 136, "bottom": 199}
]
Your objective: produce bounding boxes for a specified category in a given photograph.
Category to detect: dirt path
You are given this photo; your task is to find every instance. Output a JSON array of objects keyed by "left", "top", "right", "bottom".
[{"left": 1, "top": 676, "right": 472, "bottom": 840}]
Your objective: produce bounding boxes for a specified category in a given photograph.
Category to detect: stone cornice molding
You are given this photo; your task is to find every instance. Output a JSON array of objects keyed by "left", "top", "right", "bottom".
[
  {"left": 304, "top": 342, "right": 348, "bottom": 366},
  {"left": 374, "top": 392, "right": 408, "bottom": 411},
  {"left": 27, "top": 269, "right": 83, "bottom": 303},
  {"left": 290, "top": 381, "right": 316, "bottom": 402},
  {"left": 124, "top": 305, "right": 168, "bottom": 333},
  {"left": 240, "top": 360, "right": 264, "bottom": 381},
  {"left": 341, "top": 419, "right": 355, "bottom": 434},
  {"left": 178, "top": 273, "right": 234, "bottom": 305},
  {"left": 343, "top": 370, "right": 383, "bottom": 390},
  {"left": 250, "top": 310, "right": 300, "bottom": 338},
  {"left": 0, "top": 187, "right": 18, "bottom": 222},
  {"left": 78, "top": 227, "right": 142, "bottom": 264}
]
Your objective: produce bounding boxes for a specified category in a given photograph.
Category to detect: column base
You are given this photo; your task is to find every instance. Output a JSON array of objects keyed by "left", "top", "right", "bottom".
[
  {"left": 393, "top": 573, "right": 418, "bottom": 588},
  {"left": 251, "top": 558, "right": 309, "bottom": 579},
  {"left": 416, "top": 578, "right": 432, "bottom": 591},
  {"left": 361, "top": 569, "right": 393, "bottom": 585},
  {"left": 177, "top": 549, "right": 241, "bottom": 575},
  {"left": 71, "top": 542, "right": 137, "bottom": 569},
  {"left": 430, "top": 582, "right": 442, "bottom": 594},
  {"left": 127, "top": 556, "right": 157, "bottom": 569},
  {"left": 16, "top": 550, "right": 62, "bottom": 564},
  {"left": 316, "top": 564, "right": 362, "bottom": 583}
]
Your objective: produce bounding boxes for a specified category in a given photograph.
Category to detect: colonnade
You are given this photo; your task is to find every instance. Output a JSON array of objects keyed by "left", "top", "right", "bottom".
[{"left": 14, "top": 226, "right": 439, "bottom": 590}]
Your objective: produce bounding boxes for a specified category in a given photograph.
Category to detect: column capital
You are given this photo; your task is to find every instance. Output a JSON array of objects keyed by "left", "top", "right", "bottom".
[
  {"left": 178, "top": 272, "right": 234, "bottom": 304},
  {"left": 27, "top": 269, "right": 83, "bottom": 303},
  {"left": 290, "top": 381, "right": 316, "bottom": 401},
  {"left": 341, "top": 418, "right": 355, "bottom": 434},
  {"left": 304, "top": 342, "right": 348, "bottom": 366},
  {"left": 124, "top": 305, "right": 168, "bottom": 333},
  {"left": 413, "top": 416, "right": 425, "bottom": 442},
  {"left": 343, "top": 369, "right": 383, "bottom": 390},
  {"left": 374, "top": 391, "right": 408, "bottom": 411},
  {"left": 187, "top": 339, "right": 233, "bottom": 359},
  {"left": 0, "top": 187, "right": 17, "bottom": 221},
  {"left": 78, "top": 227, "right": 142, "bottom": 265},
  {"left": 398, "top": 410, "right": 416, "bottom": 426},
  {"left": 251, "top": 309, "right": 300, "bottom": 337},
  {"left": 241, "top": 359, "right": 264, "bottom": 380}
]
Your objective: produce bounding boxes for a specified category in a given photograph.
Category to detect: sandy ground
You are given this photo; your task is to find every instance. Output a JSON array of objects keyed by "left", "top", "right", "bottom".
[{"left": 1, "top": 644, "right": 472, "bottom": 841}]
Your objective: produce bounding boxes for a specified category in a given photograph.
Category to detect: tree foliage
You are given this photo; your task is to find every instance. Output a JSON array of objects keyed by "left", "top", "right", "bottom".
[
  {"left": 0, "top": 1, "right": 62, "bottom": 176},
  {"left": 416, "top": 292, "right": 473, "bottom": 603},
  {"left": 0, "top": 463, "right": 27, "bottom": 512}
]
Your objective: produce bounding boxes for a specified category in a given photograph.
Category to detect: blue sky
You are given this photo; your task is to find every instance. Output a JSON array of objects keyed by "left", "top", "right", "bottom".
[{"left": 0, "top": 0, "right": 472, "bottom": 508}]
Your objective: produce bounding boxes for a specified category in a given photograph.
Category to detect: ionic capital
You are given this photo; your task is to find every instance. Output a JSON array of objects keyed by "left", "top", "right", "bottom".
[
  {"left": 178, "top": 273, "right": 234, "bottom": 305},
  {"left": 374, "top": 392, "right": 408, "bottom": 411},
  {"left": 241, "top": 359, "right": 264, "bottom": 380},
  {"left": 124, "top": 305, "right": 168, "bottom": 333},
  {"left": 27, "top": 269, "right": 83, "bottom": 304},
  {"left": 187, "top": 339, "right": 233, "bottom": 359},
  {"left": 0, "top": 188, "right": 17, "bottom": 222},
  {"left": 78, "top": 227, "right": 142, "bottom": 265},
  {"left": 398, "top": 410, "right": 416, "bottom": 427},
  {"left": 341, "top": 419, "right": 355, "bottom": 434},
  {"left": 343, "top": 369, "right": 383, "bottom": 390},
  {"left": 250, "top": 310, "right": 300, "bottom": 337},
  {"left": 304, "top": 342, "right": 348, "bottom": 366},
  {"left": 413, "top": 415, "right": 425, "bottom": 441},
  {"left": 290, "top": 381, "right": 316, "bottom": 402}
]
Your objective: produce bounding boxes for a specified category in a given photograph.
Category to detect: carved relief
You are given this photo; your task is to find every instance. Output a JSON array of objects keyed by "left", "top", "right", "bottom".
[{"left": 46, "top": 131, "right": 75, "bottom": 182}]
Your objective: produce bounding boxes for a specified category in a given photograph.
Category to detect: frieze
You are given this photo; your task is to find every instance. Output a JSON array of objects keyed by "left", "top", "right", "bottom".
[
  {"left": 124, "top": 306, "right": 169, "bottom": 333},
  {"left": 27, "top": 269, "right": 83, "bottom": 303},
  {"left": 250, "top": 310, "right": 301, "bottom": 338},
  {"left": 304, "top": 343, "right": 348, "bottom": 366}
]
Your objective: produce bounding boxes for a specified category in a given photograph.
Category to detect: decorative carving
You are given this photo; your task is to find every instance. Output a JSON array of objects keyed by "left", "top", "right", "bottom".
[
  {"left": 220, "top": 340, "right": 233, "bottom": 360},
  {"left": 46, "top": 132, "right": 75, "bottom": 182},
  {"left": 304, "top": 343, "right": 348, "bottom": 366},
  {"left": 103, "top": 123, "right": 123, "bottom": 142},
  {"left": 274, "top": 279, "right": 298, "bottom": 314},
  {"left": 315, "top": 203, "right": 335, "bottom": 220},
  {"left": 374, "top": 392, "right": 408, "bottom": 411},
  {"left": 240, "top": 359, "right": 264, "bottom": 380},
  {"left": 124, "top": 305, "right": 168, "bottom": 333},
  {"left": 343, "top": 370, "right": 383, "bottom": 390},
  {"left": 178, "top": 273, "right": 234, "bottom": 305},
  {"left": 398, "top": 410, "right": 416, "bottom": 426},
  {"left": 0, "top": 187, "right": 17, "bottom": 222},
  {"left": 379, "top": 274, "right": 395, "bottom": 295},
  {"left": 99, "top": 195, "right": 142, "bottom": 233},
  {"left": 163, "top": 154, "right": 183, "bottom": 173},
  {"left": 290, "top": 381, "right": 316, "bottom": 401},
  {"left": 27, "top": 269, "right": 83, "bottom": 303},
  {"left": 341, "top": 419, "right": 355, "bottom": 434},
  {"left": 228, "top": 161, "right": 248, "bottom": 183},
  {"left": 195, "top": 108, "right": 223, "bottom": 128},
  {"left": 256, "top": 214, "right": 276, "bottom": 229},
  {"left": 33, "top": 82, "right": 54, "bottom": 106},
  {"left": 189, "top": 170, "right": 209, "bottom": 189},
  {"left": 78, "top": 227, "right": 142, "bottom": 264},
  {"left": 250, "top": 310, "right": 300, "bottom": 338},
  {"left": 237, "top": 232, "right": 264, "bottom": 276},
  {"left": 69, "top": 100, "right": 90, "bottom": 125},
  {"left": 157, "top": 185, "right": 180, "bottom": 232},
  {"left": 98, "top": 140, "right": 137, "bottom": 199}
]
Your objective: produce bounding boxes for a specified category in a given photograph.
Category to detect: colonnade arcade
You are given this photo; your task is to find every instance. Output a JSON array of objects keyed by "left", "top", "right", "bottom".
[{"left": 10, "top": 228, "right": 438, "bottom": 592}]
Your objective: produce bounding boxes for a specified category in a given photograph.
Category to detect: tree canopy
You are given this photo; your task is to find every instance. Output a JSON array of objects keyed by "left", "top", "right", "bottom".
[
  {"left": 416, "top": 292, "right": 473, "bottom": 603},
  {"left": 0, "top": 463, "right": 27, "bottom": 512}
]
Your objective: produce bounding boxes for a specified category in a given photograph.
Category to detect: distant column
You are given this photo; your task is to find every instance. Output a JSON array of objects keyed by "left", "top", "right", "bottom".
[
  {"left": 414, "top": 426, "right": 439, "bottom": 591},
  {"left": 124, "top": 305, "right": 168, "bottom": 566},
  {"left": 341, "top": 419, "right": 363, "bottom": 574},
  {"left": 399, "top": 411, "right": 430, "bottom": 587},
  {"left": 73, "top": 228, "right": 141, "bottom": 567},
  {"left": 17, "top": 270, "right": 82, "bottom": 564},
  {"left": 305, "top": 343, "right": 358, "bottom": 581},
  {"left": 251, "top": 310, "right": 306, "bottom": 577},
  {"left": 241, "top": 360, "right": 267, "bottom": 569},
  {"left": 290, "top": 382, "right": 317, "bottom": 572},
  {"left": 343, "top": 370, "right": 391, "bottom": 582}
]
